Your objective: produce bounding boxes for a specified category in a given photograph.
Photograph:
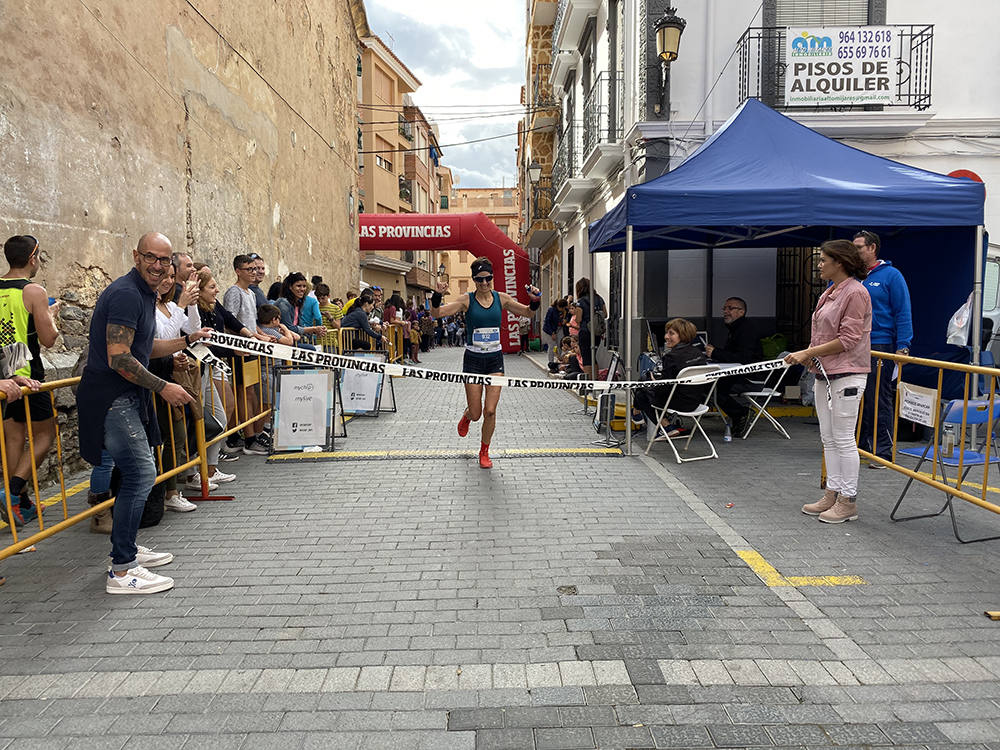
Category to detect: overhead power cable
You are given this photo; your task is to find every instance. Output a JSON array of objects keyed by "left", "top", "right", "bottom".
[
  {"left": 360, "top": 124, "right": 553, "bottom": 155},
  {"left": 184, "top": 0, "right": 355, "bottom": 167}
]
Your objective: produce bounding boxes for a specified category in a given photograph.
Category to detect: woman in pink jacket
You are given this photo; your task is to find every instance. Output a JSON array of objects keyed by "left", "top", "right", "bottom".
[{"left": 785, "top": 240, "right": 872, "bottom": 524}]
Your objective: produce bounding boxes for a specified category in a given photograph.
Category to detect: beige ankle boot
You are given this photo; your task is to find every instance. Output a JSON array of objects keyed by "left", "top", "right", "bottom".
[
  {"left": 819, "top": 496, "right": 859, "bottom": 524},
  {"left": 802, "top": 489, "right": 837, "bottom": 516},
  {"left": 87, "top": 491, "right": 113, "bottom": 534}
]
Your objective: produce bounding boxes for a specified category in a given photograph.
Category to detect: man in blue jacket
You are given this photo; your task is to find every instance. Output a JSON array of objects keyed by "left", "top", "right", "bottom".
[{"left": 854, "top": 230, "right": 912, "bottom": 466}]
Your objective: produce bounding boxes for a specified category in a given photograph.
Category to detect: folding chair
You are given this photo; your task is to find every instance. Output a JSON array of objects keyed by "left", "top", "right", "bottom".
[
  {"left": 644, "top": 364, "right": 720, "bottom": 463},
  {"left": 891, "top": 398, "right": 1000, "bottom": 543},
  {"left": 739, "top": 355, "right": 793, "bottom": 440}
]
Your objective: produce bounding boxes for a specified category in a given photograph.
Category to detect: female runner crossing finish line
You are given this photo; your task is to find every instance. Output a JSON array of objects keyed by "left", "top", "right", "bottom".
[{"left": 431, "top": 257, "right": 541, "bottom": 468}]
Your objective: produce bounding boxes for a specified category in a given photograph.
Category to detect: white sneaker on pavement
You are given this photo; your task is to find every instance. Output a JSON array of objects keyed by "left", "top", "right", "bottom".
[
  {"left": 164, "top": 493, "right": 198, "bottom": 513},
  {"left": 185, "top": 473, "right": 219, "bottom": 492},
  {"left": 135, "top": 545, "right": 174, "bottom": 567},
  {"left": 106, "top": 566, "right": 174, "bottom": 594},
  {"left": 209, "top": 469, "right": 236, "bottom": 483}
]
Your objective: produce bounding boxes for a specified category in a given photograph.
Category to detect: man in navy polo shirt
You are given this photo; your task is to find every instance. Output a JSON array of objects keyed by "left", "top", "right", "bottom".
[
  {"left": 853, "top": 230, "right": 913, "bottom": 467},
  {"left": 78, "top": 232, "right": 211, "bottom": 594}
]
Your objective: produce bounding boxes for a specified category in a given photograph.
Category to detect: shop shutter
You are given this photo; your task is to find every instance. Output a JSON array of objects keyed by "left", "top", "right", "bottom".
[{"left": 774, "top": 0, "right": 870, "bottom": 25}]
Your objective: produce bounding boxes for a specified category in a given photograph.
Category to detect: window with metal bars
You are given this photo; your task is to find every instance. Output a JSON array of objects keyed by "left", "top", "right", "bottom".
[{"left": 770, "top": 0, "right": 870, "bottom": 25}]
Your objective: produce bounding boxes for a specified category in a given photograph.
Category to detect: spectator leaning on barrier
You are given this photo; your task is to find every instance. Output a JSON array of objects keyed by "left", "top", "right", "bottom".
[
  {"left": 223, "top": 254, "right": 267, "bottom": 453},
  {"left": 275, "top": 273, "right": 325, "bottom": 348},
  {"left": 170, "top": 251, "right": 195, "bottom": 304},
  {"left": 248, "top": 253, "right": 267, "bottom": 309},
  {"left": 198, "top": 269, "right": 270, "bottom": 458},
  {"left": 77, "top": 232, "right": 213, "bottom": 595},
  {"left": 853, "top": 230, "right": 913, "bottom": 468},
  {"left": 0, "top": 374, "right": 41, "bottom": 530},
  {"left": 1, "top": 235, "right": 61, "bottom": 527},
  {"left": 152, "top": 261, "right": 200, "bottom": 513},
  {"left": 706, "top": 297, "right": 761, "bottom": 437},
  {"left": 342, "top": 292, "right": 387, "bottom": 351},
  {"left": 786, "top": 239, "right": 872, "bottom": 525},
  {"left": 314, "top": 283, "right": 342, "bottom": 349}
]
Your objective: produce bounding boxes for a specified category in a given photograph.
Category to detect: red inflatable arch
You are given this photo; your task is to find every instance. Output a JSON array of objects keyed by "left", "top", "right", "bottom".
[{"left": 359, "top": 212, "right": 531, "bottom": 353}]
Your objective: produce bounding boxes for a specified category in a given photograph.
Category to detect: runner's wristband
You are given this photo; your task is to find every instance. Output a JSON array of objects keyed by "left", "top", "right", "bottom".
[
  {"left": 431, "top": 292, "right": 443, "bottom": 308},
  {"left": 529, "top": 299, "right": 540, "bottom": 311}
]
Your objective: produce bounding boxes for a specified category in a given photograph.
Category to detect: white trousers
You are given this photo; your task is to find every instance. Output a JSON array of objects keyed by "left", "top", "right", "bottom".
[{"left": 816, "top": 373, "right": 867, "bottom": 498}]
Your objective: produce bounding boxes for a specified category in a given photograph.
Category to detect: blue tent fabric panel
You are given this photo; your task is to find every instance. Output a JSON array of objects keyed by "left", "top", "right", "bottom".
[{"left": 588, "top": 99, "right": 985, "bottom": 252}]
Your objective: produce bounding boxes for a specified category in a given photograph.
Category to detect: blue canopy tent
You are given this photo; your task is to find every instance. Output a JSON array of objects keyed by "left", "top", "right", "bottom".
[{"left": 587, "top": 99, "right": 985, "bottom": 452}]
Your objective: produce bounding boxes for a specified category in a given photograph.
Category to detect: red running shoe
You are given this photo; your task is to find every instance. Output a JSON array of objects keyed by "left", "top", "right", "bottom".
[
  {"left": 457, "top": 411, "right": 471, "bottom": 437},
  {"left": 479, "top": 451, "right": 493, "bottom": 469}
]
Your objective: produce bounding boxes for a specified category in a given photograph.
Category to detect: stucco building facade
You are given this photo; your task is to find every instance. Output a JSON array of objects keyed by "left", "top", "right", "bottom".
[{"left": 1, "top": 0, "right": 369, "bottom": 313}]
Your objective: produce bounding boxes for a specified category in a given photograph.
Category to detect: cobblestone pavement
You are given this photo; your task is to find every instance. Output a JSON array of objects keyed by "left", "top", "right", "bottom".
[{"left": 2, "top": 346, "right": 1000, "bottom": 749}]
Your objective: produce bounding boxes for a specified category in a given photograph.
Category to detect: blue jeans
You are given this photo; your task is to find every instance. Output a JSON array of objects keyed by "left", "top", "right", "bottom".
[
  {"left": 89, "top": 450, "right": 114, "bottom": 494},
  {"left": 103, "top": 394, "right": 157, "bottom": 571}
]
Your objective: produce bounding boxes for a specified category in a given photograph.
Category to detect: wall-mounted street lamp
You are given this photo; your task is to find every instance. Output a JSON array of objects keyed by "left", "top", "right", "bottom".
[
  {"left": 438, "top": 263, "right": 446, "bottom": 277},
  {"left": 653, "top": 7, "right": 686, "bottom": 115},
  {"left": 527, "top": 160, "right": 542, "bottom": 185}
]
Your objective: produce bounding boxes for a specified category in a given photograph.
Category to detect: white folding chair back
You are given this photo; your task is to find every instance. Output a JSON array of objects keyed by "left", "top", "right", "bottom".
[
  {"left": 644, "top": 364, "right": 720, "bottom": 463},
  {"left": 740, "top": 355, "right": 792, "bottom": 440}
]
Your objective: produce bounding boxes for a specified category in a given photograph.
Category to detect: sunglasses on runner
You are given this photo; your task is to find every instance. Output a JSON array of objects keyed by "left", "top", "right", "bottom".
[{"left": 474, "top": 275, "right": 493, "bottom": 283}]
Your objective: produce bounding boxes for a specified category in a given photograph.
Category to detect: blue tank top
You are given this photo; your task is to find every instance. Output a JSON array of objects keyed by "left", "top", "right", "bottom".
[{"left": 465, "top": 291, "right": 502, "bottom": 353}]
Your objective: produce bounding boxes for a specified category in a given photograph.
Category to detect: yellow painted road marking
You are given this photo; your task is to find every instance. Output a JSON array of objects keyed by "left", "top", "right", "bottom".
[
  {"left": 736, "top": 549, "right": 866, "bottom": 587},
  {"left": 1, "top": 480, "right": 90, "bottom": 530},
  {"left": 268, "top": 447, "right": 624, "bottom": 461}
]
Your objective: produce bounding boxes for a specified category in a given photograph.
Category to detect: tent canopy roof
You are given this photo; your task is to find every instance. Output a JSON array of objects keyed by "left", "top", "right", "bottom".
[{"left": 589, "top": 99, "right": 985, "bottom": 252}]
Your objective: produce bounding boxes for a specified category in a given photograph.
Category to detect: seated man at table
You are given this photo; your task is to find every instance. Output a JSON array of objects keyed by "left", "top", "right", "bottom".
[
  {"left": 705, "top": 297, "right": 762, "bottom": 436},
  {"left": 634, "top": 318, "right": 708, "bottom": 434}
]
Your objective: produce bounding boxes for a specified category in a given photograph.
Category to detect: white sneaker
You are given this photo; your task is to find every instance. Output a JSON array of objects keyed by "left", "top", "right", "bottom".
[
  {"left": 135, "top": 545, "right": 174, "bottom": 567},
  {"left": 185, "top": 473, "right": 219, "bottom": 492},
  {"left": 209, "top": 469, "right": 236, "bottom": 483},
  {"left": 106, "top": 566, "right": 174, "bottom": 595},
  {"left": 164, "top": 493, "right": 198, "bottom": 513}
]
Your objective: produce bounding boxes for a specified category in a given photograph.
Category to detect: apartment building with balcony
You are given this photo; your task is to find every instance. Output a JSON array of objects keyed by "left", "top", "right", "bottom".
[
  {"left": 519, "top": 0, "right": 561, "bottom": 308},
  {"left": 358, "top": 36, "right": 448, "bottom": 304},
  {"left": 441, "top": 187, "right": 522, "bottom": 302},
  {"left": 533, "top": 0, "right": 1000, "bottom": 354}
]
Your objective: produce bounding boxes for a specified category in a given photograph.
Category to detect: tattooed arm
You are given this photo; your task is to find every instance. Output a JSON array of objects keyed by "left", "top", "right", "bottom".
[{"left": 107, "top": 324, "right": 193, "bottom": 406}]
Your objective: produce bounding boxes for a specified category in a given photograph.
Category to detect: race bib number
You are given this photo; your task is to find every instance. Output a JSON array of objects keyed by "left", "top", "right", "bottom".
[{"left": 469, "top": 326, "right": 501, "bottom": 353}]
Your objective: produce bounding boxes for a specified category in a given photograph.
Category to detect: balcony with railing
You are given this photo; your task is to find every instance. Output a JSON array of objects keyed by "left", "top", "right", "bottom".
[
  {"left": 551, "top": 121, "right": 596, "bottom": 220},
  {"left": 531, "top": 63, "right": 559, "bottom": 128},
  {"left": 523, "top": 177, "right": 556, "bottom": 250},
  {"left": 530, "top": 0, "right": 558, "bottom": 26},
  {"left": 398, "top": 115, "right": 414, "bottom": 141},
  {"left": 581, "top": 71, "right": 624, "bottom": 180},
  {"left": 737, "top": 25, "right": 934, "bottom": 112},
  {"left": 552, "top": 0, "right": 601, "bottom": 51},
  {"left": 398, "top": 176, "right": 413, "bottom": 207}
]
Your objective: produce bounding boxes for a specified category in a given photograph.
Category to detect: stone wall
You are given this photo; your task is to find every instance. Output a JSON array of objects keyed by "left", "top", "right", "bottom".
[{"left": 0, "top": 0, "right": 364, "bottom": 485}]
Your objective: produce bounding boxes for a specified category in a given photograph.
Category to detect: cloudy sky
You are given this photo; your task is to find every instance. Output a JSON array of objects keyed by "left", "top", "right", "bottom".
[{"left": 364, "top": 1, "right": 525, "bottom": 189}]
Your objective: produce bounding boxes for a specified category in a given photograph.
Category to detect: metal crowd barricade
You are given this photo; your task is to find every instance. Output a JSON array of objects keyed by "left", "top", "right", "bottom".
[
  {"left": 339, "top": 326, "right": 378, "bottom": 353},
  {"left": 860, "top": 351, "right": 1000, "bottom": 543},
  {"left": 0, "top": 350, "right": 273, "bottom": 559},
  {"left": 390, "top": 322, "right": 405, "bottom": 363}
]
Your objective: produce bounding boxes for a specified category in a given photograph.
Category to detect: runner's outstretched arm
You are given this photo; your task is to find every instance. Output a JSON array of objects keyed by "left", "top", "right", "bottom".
[
  {"left": 499, "top": 286, "right": 541, "bottom": 318},
  {"left": 430, "top": 281, "right": 468, "bottom": 318}
]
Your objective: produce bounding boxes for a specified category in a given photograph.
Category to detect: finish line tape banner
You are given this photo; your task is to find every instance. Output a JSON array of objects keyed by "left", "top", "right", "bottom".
[{"left": 206, "top": 332, "right": 788, "bottom": 391}]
